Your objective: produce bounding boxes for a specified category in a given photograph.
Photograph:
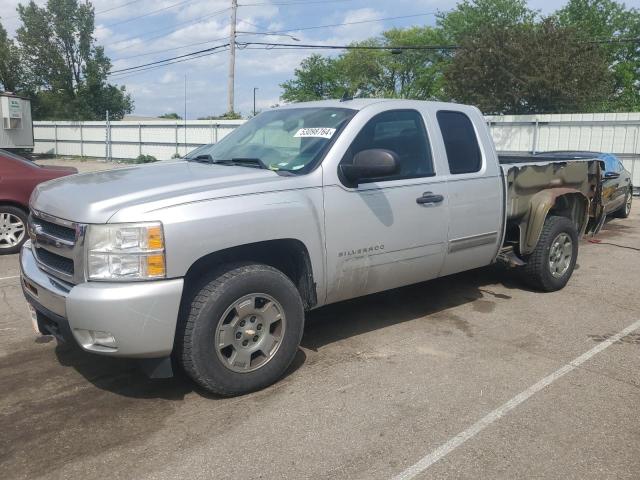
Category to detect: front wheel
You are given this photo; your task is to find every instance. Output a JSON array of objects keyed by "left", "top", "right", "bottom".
[
  {"left": 520, "top": 215, "right": 579, "bottom": 292},
  {"left": 178, "top": 263, "right": 305, "bottom": 396},
  {"left": 0, "top": 206, "right": 28, "bottom": 255}
]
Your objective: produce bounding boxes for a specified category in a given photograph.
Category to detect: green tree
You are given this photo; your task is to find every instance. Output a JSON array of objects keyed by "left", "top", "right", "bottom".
[
  {"left": 0, "top": 22, "right": 22, "bottom": 92},
  {"left": 198, "top": 112, "right": 243, "bottom": 120},
  {"left": 280, "top": 54, "right": 345, "bottom": 102},
  {"left": 281, "top": 27, "right": 448, "bottom": 103},
  {"left": 16, "top": 0, "right": 133, "bottom": 120},
  {"left": 437, "top": 0, "right": 537, "bottom": 41},
  {"left": 444, "top": 19, "right": 613, "bottom": 114},
  {"left": 159, "top": 112, "right": 182, "bottom": 119},
  {"left": 556, "top": 0, "right": 640, "bottom": 110}
]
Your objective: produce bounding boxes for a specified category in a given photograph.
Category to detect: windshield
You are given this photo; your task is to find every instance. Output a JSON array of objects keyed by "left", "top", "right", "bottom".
[{"left": 188, "top": 107, "right": 356, "bottom": 173}]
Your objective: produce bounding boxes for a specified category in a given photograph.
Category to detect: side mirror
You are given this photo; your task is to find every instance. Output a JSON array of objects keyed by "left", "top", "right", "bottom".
[
  {"left": 340, "top": 149, "right": 399, "bottom": 186},
  {"left": 604, "top": 171, "right": 620, "bottom": 179}
]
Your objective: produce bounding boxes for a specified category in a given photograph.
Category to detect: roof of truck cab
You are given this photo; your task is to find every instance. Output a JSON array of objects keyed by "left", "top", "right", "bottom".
[{"left": 274, "top": 98, "right": 469, "bottom": 111}]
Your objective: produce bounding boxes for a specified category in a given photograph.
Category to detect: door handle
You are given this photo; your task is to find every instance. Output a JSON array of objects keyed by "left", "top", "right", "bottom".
[{"left": 416, "top": 192, "right": 444, "bottom": 205}]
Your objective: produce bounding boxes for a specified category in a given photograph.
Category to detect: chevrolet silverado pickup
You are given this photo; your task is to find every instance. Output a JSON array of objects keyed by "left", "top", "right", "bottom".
[{"left": 20, "top": 99, "right": 605, "bottom": 395}]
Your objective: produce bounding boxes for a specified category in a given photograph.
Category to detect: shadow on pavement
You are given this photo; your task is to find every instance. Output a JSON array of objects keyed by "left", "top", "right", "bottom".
[{"left": 302, "top": 265, "right": 528, "bottom": 351}]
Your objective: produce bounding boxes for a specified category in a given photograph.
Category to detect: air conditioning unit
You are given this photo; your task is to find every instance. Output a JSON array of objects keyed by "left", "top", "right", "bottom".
[
  {"left": 0, "top": 93, "right": 34, "bottom": 151},
  {"left": 1, "top": 95, "right": 23, "bottom": 129}
]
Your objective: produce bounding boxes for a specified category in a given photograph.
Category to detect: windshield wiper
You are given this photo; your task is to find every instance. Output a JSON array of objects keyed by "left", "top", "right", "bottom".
[
  {"left": 213, "top": 157, "right": 269, "bottom": 169},
  {"left": 187, "top": 154, "right": 213, "bottom": 163}
]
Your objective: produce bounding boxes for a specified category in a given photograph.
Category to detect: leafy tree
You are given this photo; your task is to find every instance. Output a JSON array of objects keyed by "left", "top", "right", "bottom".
[
  {"left": 280, "top": 54, "right": 345, "bottom": 102},
  {"left": 0, "top": 22, "right": 22, "bottom": 92},
  {"left": 16, "top": 0, "right": 133, "bottom": 120},
  {"left": 556, "top": 0, "right": 640, "bottom": 110},
  {"left": 281, "top": 27, "right": 448, "bottom": 103},
  {"left": 159, "top": 112, "right": 182, "bottom": 119},
  {"left": 444, "top": 19, "right": 613, "bottom": 114},
  {"left": 437, "top": 0, "right": 537, "bottom": 41},
  {"left": 198, "top": 111, "right": 243, "bottom": 120}
]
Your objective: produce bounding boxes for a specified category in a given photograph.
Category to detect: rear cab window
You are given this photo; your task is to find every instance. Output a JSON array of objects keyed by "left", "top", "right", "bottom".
[{"left": 436, "top": 111, "right": 482, "bottom": 175}]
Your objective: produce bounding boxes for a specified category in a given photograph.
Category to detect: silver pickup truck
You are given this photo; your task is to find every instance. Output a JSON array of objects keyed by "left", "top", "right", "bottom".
[{"left": 20, "top": 99, "right": 605, "bottom": 395}]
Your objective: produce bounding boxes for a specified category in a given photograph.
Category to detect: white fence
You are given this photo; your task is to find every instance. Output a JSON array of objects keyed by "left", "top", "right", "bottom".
[
  {"left": 33, "top": 112, "right": 639, "bottom": 189},
  {"left": 33, "top": 119, "right": 245, "bottom": 160},
  {"left": 487, "top": 112, "right": 640, "bottom": 191}
]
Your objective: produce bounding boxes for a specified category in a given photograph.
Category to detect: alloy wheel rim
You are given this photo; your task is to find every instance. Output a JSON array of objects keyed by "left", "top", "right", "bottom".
[
  {"left": 549, "top": 232, "right": 573, "bottom": 279},
  {"left": 214, "top": 293, "right": 286, "bottom": 373},
  {"left": 626, "top": 192, "right": 632, "bottom": 215},
  {"left": 0, "top": 213, "right": 25, "bottom": 249}
]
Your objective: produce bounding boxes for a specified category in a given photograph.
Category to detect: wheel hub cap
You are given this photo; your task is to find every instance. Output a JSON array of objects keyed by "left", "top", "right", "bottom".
[
  {"left": 0, "top": 213, "right": 25, "bottom": 249},
  {"left": 549, "top": 232, "right": 572, "bottom": 279},
  {"left": 215, "top": 293, "right": 285, "bottom": 373}
]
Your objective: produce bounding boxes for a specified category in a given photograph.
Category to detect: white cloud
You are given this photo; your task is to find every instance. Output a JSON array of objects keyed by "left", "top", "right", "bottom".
[{"left": 9, "top": 0, "right": 640, "bottom": 118}]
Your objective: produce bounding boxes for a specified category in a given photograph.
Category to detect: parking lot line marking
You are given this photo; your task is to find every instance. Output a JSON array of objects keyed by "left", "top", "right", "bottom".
[
  {"left": 0, "top": 275, "right": 19, "bottom": 281},
  {"left": 392, "top": 318, "right": 640, "bottom": 480}
]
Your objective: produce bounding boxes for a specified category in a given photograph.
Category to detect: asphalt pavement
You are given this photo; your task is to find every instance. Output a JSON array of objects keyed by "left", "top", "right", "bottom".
[{"left": 0, "top": 208, "right": 639, "bottom": 480}]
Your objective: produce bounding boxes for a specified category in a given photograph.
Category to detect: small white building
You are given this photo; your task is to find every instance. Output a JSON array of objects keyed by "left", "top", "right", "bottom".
[{"left": 0, "top": 93, "right": 34, "bottom": 152}]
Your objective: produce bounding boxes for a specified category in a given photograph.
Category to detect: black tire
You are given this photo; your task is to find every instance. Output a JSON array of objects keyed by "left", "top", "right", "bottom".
[
  {"left": 521, "top": 215, "right": 579, "bottom": 292},
  {"left": 613, "top": 189, "right": 632, "bottom": 219},
  {"left": 0, "top": 205, "right": 28, "bottom": 255},
  {"left": 177, "top": 263, "right": 304, "bottom": 396}
]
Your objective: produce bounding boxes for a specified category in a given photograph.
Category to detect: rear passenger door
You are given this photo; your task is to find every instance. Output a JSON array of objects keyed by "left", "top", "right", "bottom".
[
  {"left": 433, "top": 109, "right": 504, "bottom": 276},
  {"left": 323, "top": 109, "right": 449, "bottom": 304}
]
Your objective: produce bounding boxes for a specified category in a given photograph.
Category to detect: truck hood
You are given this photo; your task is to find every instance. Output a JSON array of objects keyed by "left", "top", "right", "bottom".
[{"left": 30, "top": 161, "right": 289, "bottom": 223}]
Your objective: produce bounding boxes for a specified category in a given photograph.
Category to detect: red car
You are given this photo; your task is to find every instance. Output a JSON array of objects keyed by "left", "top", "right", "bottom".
[{"left": 0, "top": 150, "right": 77, "bottom": 254}]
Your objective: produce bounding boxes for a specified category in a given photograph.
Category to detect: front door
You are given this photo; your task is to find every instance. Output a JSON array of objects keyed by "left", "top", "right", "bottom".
[{"left": 323, "top": 109, "right": 449, "bottom": 304}]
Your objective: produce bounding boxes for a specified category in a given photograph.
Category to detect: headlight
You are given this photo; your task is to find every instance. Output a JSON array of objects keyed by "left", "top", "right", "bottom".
[{"left": 86, "top": 222, "right": 166, "bottom": 281}]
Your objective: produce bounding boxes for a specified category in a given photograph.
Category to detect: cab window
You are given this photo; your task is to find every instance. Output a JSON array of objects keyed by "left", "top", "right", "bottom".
[
  {"left": 436, "top": 110, "right": 482, "bottom": 174},
  {"left": 341, "top": 110, "right": 434, "bottom": 182}
]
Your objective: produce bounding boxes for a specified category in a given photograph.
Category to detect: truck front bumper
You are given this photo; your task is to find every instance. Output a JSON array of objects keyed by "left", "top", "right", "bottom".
[{"left": 20, "top": 241, "right": 184, "bottom": 358}]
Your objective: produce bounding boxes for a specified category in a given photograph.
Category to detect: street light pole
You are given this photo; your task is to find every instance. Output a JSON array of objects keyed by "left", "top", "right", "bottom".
[
  {"left": 253, "top": 87, "right": 259, "bottom": 116},
  {"left": 227, "top": 0, "right": 238, "bottom": 114}
]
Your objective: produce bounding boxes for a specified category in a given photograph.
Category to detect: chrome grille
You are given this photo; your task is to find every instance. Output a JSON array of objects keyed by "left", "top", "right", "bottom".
[
  {"left": 28, "top": 210, "right": 87, "bottom": 284},
  {"left": 35, "top": 247, "right": 74, "bottom": 276},
  {"left": 36, "top": 217, "right": 76, "bottom": 242}
]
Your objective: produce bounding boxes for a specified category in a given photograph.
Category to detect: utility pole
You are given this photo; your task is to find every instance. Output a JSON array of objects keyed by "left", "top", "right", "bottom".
[
  {"left": 184, "top": 74, "right": 187, "bottom": 154},
  {"left": 253, "top": 87, "right": 258, "bottom": 116},
  {"left": 227, "top": 0, "right": 238, "bottom": 115}
]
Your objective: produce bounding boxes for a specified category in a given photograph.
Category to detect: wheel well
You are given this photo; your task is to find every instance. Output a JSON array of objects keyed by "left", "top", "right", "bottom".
[
  {"left": 0, "top": 200, "right": 28, "bottom": 213},
  {"left": 519, "top": 190, "right": 589, "bottom": 255},
  {"left": 548, "top": 193, "right": 588, "bottom": 231},
  {"left": 183, "top": 239, "right": 317, "bottom": 310}
]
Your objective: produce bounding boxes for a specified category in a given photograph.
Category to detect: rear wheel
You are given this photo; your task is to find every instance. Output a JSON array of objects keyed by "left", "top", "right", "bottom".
[
  {"left": 0, "top": 206, "right": 28, "bottom": 255},
  {"left": 614, "top": 189, "right": 632, "bottom": 219},
  {"left": 178, "top": 263, "right": 304, "bottom": 396},
  {"left": 521, "top": 215, "right": 578, "bottom": 292}
]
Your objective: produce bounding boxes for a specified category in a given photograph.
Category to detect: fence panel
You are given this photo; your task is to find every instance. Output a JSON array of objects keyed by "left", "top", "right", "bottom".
[{"left": 32, "top": 114, "right": 640, "bottom": 192}]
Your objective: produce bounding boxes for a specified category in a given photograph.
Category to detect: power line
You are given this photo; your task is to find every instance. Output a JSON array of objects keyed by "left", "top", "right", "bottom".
[
  {"left": 239, "top": 12, "right": 439, "bottom": 35},
  {"left": 110, "top": 10, "right": 437, "bottom": 63},
  {"left": 96, "top": 0, "right": 145, "bottom": 15},
  {"left": 104, "top": 0, "right": 196, "bottom": 28},
  {"left": 238, "top": 41, "right": 459, "bottom": 51},
  {"left": 107, "top": 6, "right": 231, "bottom": 51},
  {"left": 109, "top": 47, "right": 230, "bottom": 80},
  {"left": 110, "top": 43, "right": 230, "bottom": 74},
  {"left": 240, "top": 0, "right": 357, "bottom": 5},
  {"left": 113, "top": 35, "right": 230, "bottom": 61}
]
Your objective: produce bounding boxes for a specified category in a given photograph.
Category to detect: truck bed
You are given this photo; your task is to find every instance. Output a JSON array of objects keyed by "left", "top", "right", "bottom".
[{"left": 500, "top": 157, "right": 605, "bottom": 255}]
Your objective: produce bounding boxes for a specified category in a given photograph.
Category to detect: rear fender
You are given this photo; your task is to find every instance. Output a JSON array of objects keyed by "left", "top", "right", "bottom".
[{"left": 520, "top": 188, "right": 589, "bottom": 255}]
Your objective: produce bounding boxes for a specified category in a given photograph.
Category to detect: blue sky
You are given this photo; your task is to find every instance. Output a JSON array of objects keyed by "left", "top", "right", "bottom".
[{"left": 2, "top": 0, "right": 640, "bottom": 118}]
